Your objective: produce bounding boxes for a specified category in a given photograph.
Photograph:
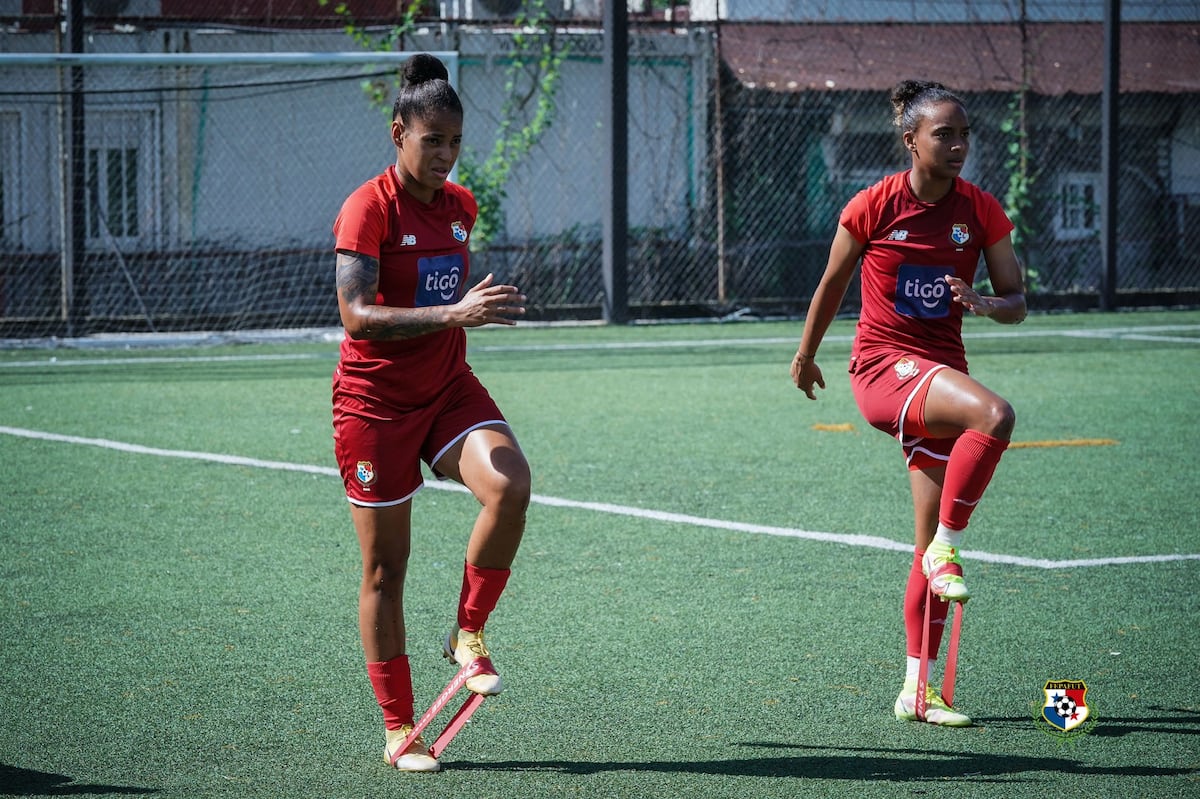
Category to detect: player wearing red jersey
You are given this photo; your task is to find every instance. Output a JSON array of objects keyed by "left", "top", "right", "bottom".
[
  {"left": 790, "top": 80, "right": 1027, "bottom": 726},
  {"left": 332, "top": 53, "right": 530, "bottom": 771}
]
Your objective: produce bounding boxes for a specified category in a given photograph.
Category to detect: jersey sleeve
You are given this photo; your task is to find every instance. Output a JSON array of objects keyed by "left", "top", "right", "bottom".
[
  {"left": 977, "top": 187, "right": 1015, "bottom": 248},
  {"left": 333, "top": 181, "right": 388, "bottom": 259},
  {"left": 446, "top": 182, "right": 479, "bottom": 229},
  {"left": 838, "top": 184, "right": 877, "bottom": 245}
]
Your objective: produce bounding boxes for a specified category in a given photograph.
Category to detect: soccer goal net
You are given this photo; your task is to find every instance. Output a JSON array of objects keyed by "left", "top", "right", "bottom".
[{"left": 0, "top": 50, "right": 457, "bottom": 342}]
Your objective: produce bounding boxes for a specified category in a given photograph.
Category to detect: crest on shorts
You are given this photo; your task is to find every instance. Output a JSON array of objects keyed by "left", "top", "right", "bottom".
[
  {"left": 451, "top": 221, "right": 468, "bottom": 243},
  {"left": 1041, "top": 679, "right": 1091, "bottom": 734},
  {"left": 950, "top": 223, "right": 970, "bottom": 246},
  {"left": 355, "top": 460, "right": 377, "bottom": 489},
  {"left": 894, "top": 357, "right": 920, "bottom": 380}
]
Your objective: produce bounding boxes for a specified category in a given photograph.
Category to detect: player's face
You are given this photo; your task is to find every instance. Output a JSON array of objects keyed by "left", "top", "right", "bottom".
[
  {"left": 392, "top": 108, "right": 463, "bottom": 203},
  {"left": 907, "top": 101, "right": 970, "bottom": 181}
]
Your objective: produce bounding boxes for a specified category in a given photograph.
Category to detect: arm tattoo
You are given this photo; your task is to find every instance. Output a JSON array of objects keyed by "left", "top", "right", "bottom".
[
  {"left": 336, "top": 251, "right": 448, "bottom": 340},
  {"left": 336, "top": 251, "right": 379, "bottom": 308}
]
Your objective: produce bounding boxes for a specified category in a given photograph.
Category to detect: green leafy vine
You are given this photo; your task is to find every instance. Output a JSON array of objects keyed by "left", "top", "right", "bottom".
[
  {"left": 998, "top": 90, "right": 1041, "bottom": 294},
  {"left": 456, "top": 0, "right": 567, "bottom": 247},
  {"left": 316, "top": 0, "right": 567, "bottom": 248},
  {"left": 316, "top": 0, "right": 421, "bottom": 111}
]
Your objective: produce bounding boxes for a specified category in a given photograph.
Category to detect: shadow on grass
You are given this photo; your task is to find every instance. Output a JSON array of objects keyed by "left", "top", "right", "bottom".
[
  {"left": 972, "top": 706, "right": 1200, "bottom": 738},
  {"left": 448, "top": 742, "right": 1197, "bottom": 781},
  {"left": 0, "top": 765, "right": 158, "bottom": 796}
]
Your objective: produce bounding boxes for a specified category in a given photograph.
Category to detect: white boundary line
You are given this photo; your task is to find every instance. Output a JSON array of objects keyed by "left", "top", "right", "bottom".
[
  {"left": 0, "top": 353, "right": 326, "bottom": 369},
  {"left": 1, "top": 323, "right": 1197, "bottom": 368},
  {"left": 3, "top": 424, "right": 1197, "bottom": 571},
  {"left": 0, "top": 334, "right": 811, "bottom": 367},
  {"left": 469, "top": 324, "right": 1200, "bottom": 353}
]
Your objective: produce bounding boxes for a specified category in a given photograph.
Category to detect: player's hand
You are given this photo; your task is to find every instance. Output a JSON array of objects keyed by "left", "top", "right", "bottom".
[
  {"left": 944, "top": 275, "right": 998, "bottom": 317},
  {"left": 454, "top": 273, "right": 526, "bottom": 327},
  {"left": 791, "top": 353, "right": 825, "bottom": 401}
]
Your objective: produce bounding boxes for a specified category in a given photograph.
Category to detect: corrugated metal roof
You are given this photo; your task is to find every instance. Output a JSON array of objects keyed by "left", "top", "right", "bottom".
[{"left": 719, "top": 22, "right": 1200, "bottom": 94}]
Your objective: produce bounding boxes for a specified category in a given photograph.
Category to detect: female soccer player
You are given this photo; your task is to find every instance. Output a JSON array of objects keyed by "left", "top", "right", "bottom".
[
  {"left": 331, "top": 52, "right": 530, "bottom": 771},
  {"left": 790, "top": 80, "right": 1027, "bottom": 726}
]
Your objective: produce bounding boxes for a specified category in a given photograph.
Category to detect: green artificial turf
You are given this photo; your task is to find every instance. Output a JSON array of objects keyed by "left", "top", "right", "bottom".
[{"left": 2, "top": 309, "right": 1198, "bottom": 798}]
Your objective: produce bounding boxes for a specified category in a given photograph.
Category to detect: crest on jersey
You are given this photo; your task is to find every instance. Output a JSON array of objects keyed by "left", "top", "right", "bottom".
[
  {"left": 451, "top": 221, "right": 468, "bottom": 243},
  {"left": 355, "top": 460, "right": 377, "bottom": 489},
  {"left": 950, "top": 224, "right": 970, "bottom": 246}
]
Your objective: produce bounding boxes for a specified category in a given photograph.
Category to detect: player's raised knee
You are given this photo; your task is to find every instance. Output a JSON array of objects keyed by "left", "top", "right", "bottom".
[{"left": 987, "top": 398, "right": 1016, "bottom": 438}]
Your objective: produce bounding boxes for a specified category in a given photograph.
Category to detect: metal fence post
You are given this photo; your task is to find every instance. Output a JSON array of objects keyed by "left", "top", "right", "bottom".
[
  {"left": 603, "top": 0, "right": 628, "bottom": 324},
  {"left": 1101, "top": 0, "right": 1121, "bottom": 309}
]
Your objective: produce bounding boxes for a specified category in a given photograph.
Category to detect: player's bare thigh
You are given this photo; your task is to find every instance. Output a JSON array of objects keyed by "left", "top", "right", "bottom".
[
  {"left": 921, "top": 368, "right": 1015, "bottom": 440},
  {"left": 434, "top": 423, "right": 530, "bottom": 497},
  {"left": 435, "top": 424, "right": 530, "bottom": 568}
]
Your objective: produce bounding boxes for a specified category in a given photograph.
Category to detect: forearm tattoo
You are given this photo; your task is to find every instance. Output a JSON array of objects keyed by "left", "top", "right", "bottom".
[{"left": 336, "top": 251, "right": 447, "bottom": 340}]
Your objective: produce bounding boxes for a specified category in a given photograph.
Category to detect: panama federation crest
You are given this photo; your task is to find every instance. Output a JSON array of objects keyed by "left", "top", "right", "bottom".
[
  {"left": 894, "top": 357, "right": 920, "bottom": 380},
  {"left": 1040, "top": 679, "right": 1093, "bottom": 737},
  {"left": 355, "top": 460, "right": 377, "bottom": 490},
  {"left": 950, "top": 223, "right": 970, "bottom": 246},
  {"left": 451, "top": 220, "right": 468, "bottom": 243}
]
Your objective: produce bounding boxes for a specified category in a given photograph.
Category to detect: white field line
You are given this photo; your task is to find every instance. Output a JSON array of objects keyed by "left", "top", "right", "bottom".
[
  {"left": 0, "top": 324, "right": 1197, "bottom": 369},
  {"left": 469, "top": 324, "right": 1200, "bottom": 353},
  {"left": 0, "top": 352, "right": 325, "bottom": 369},
  {"left": 3, "top": 424, "right": 1198, "bottom": 571}
]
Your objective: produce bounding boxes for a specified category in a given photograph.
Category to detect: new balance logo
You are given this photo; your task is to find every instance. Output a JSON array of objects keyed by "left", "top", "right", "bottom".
[
  {"left": 887, "top": 229, "right": 910, "bottom": 241},
  {"left": 401, "top": 234, "right": 417, "bottom": 246}
]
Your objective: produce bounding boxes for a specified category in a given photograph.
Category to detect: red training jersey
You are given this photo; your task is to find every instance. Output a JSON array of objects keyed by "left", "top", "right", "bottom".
[
  {"left": 333, "top": 166, "right": 479, "bottom": 411},
  {"left": 841, "top": 170, "right": 1013, "bottom": 371}
]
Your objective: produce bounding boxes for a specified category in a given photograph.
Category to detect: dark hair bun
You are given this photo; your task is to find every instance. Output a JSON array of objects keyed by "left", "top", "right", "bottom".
[
  {"left": 392, "top": 52, "right": 463, "bottom": 123},
  {"left": 891, "top": 79, "right": 956, "bottom": 129},
  {"left": 403, "top": 53, "right": 449, "bottom": 87},
  {"left": 891, "top": 80, "right": 945, "bottom": 116}
]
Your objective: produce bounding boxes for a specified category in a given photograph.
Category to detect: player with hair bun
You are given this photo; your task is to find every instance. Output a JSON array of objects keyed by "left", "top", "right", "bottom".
[
  {"left": 790, "top": 79, "right": 1027, "bottom": 726},
  {"left": 331, "top": 52, "right": 530, "bottom": 771}
]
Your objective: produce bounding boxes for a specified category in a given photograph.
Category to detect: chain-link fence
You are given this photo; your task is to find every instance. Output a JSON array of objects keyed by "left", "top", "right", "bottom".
[
  {"left": 1, "top": 3, "right": 1197, "bottom": 339},
  {"left": 706, "top": 12, "right": 1200, "bottom": 317},
  {"left": 0, "top": 49, "right": 427, "bottom": 338}
]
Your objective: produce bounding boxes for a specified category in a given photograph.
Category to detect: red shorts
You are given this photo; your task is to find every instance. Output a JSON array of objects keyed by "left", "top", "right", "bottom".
[
  {"left": 332, "top": 370, "right": 507, "bottom": 506},
  {"left": 849, "top": 349, "right": 959, "bottom": 471}
]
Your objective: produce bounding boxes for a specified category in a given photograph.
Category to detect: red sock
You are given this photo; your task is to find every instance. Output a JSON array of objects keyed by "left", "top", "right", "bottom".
[
  {"left": 904, "top": 551, "right": 949, "bottom": 659},
  {"left": 939, "top": 430, "right": 1009, "bottom": 531},
  {"left": 457, "top": 561, "right": 510, "bottom": 632},
  {"left": 366, "top": 656, "right": 414, "bottom": 730}
]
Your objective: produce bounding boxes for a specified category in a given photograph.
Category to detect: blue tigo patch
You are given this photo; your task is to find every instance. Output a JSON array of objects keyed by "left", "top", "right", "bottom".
[
  {"left": 415, "top": 253, "right": 466, "bottom": 307},
  {"left": 895, "top": 264, "right": 954, "bottom": 318}
]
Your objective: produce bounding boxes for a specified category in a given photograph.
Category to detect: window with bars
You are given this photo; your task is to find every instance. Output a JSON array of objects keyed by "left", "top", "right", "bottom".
[
  {"left": 87, "top": 146, "right": 140, "bottom": 239},
  {"left": 0, "top": 154, "right": 6, "bottom": 246},
  {"left": 0, "top": 112, "right": 13, "bottom": 247},
  {"left": 84, "top": 109, "right": 156, "bottom": 247},
  {"left": 1055, "top": 172, "right": 1102, "bottom": 240}
]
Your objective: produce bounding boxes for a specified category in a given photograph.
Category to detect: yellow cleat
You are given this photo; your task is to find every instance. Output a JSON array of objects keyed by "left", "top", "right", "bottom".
[
  {"left": 894, "top": 679, "right": 972, "bottom": 727},
  {"left": 922, "top": 540, "right": 971, "bottom": 601},
  {"left": 384, "top": 725, "right": 441, "bottom": 772},
  {"left": 443, "top": 627, "right": 503, "bottom": 695}
]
